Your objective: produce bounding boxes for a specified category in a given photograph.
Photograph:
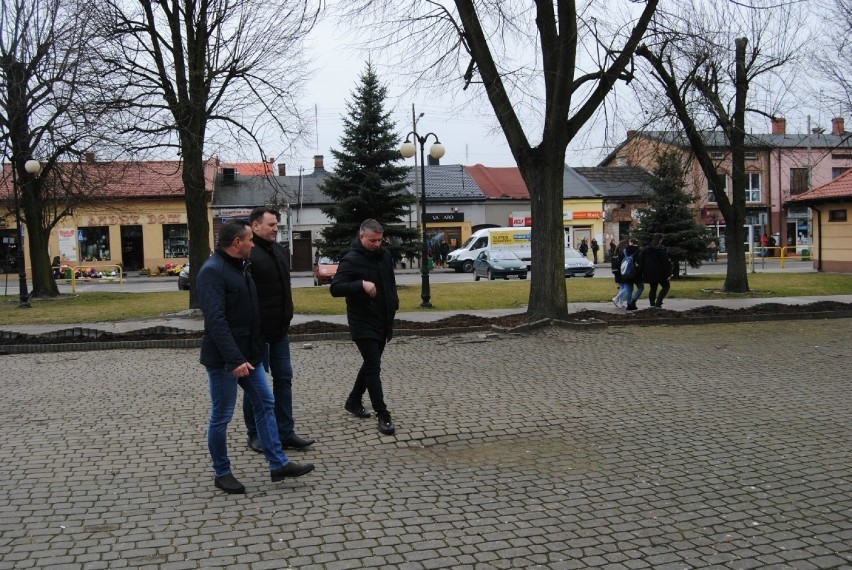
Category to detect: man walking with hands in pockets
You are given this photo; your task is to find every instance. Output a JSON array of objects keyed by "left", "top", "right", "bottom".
[{"left": 197, "top": 220, "right": 315, "bottom": 494}]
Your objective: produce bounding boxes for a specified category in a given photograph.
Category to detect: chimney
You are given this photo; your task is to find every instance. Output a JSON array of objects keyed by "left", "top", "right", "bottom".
[
  {"left": 832, "top": 117, "right": 845, "bottom": 135},
  {"left": 277, "top": 163, "right": 286, "bottom": 176},
  {"left": 427, "top": 155, "right": 440, "bottom": 166},
  {"left": 313, "top": 155, "right": 325, "bottom": 171},
  {"left": 85, "top": 152, "right": 96, "bottom": 163},
  {"left": 771, "top": 117, "right": 786, "bottom": 135}
]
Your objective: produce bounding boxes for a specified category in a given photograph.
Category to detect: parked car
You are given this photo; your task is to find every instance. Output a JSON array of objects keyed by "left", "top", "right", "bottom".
[
  {"left": 473, "top": 250, "right": 528, "bottom": 281},
  {"left": 313, "top": 257, "right": 338, "bottom": 286},
  {"left": 178, "top": 263, "right": 190, "bottom": 290},
  {"left": 564, "top": 248, "right": 595, "bottom": 277}
]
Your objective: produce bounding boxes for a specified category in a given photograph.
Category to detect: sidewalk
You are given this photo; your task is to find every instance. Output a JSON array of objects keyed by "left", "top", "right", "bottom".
[{"left": 3, "top": 294, "right": 852, "bottom": 337}]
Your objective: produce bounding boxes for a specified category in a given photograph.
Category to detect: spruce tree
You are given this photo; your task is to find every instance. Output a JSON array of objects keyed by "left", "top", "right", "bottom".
[
  {"left": 634, "top": 151, "right": 708, "bottom": 274},
  {"left": 318, "top": 63, "right": 418, "bottom": 261}
]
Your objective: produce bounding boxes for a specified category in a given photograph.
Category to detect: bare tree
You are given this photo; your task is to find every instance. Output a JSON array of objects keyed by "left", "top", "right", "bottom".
[
  {"left": 0, "top": 0, "right": 115, "bottom": 298},
  {"left": 96, "top": 0, "right": 319, "bottom": 307},
  {"left": 338, "top": 0, "right": 659, "bottom": 320},
  {"left": 635, "top": 2, "right": 805, "bottom": 292},
  {"left": 814, "top": 0, "right": 852, "bottom": 113}
]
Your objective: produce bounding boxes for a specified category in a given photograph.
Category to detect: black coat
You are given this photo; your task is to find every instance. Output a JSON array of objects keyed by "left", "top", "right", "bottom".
[
  {"left": 250, "top": 235, "right": 294, "bottom": 342},
  {"left": 641, "top": 244, "right": 671, "bottom": 283},
  {"left": 197, "top": 248, "right": 264, "bottom": 370},
  {"left": 330, "top": 240, "right": 399, "bottom": 341}
]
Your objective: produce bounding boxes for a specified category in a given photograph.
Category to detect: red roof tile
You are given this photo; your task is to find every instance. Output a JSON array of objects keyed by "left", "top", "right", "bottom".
[
  {"left": 1, "top": 159, "right": 216, "bottom": 200},
  {"left": 788, "top": 168, "right": 852, "bottom": 203},
  {"left": 465, "top": 164, "right": 529, "bottom": 199}
]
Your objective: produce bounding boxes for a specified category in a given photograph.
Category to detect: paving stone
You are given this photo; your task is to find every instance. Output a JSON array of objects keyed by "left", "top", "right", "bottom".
[{"left": 1, "top": 320, "right": 850, "bottom": 568}]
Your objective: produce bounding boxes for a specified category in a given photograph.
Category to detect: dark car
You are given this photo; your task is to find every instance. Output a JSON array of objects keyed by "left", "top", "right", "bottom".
[
  {"left": 473, "top": 250, "right": 528, "bottom": 281},
  {"left": 178, "top": 262, "right": 190, "bottom": 290}
]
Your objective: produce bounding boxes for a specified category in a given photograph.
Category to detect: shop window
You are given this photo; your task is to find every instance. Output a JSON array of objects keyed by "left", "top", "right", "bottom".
[
  {"left": 78, "top": 227, "right": 111, "bottom": 261},
  {"left": 164, "top": 224, "right": 189, "bottom": 258},
  {"left": 828, "top": 209, "right": 847, "bottom": 222},
  {"left": 790, "top": 168, "right": 809, "bottom": 194}
]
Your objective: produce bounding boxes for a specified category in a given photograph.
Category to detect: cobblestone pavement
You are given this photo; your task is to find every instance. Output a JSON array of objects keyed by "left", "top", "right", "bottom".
[{"left": 1, "top": 320, "right": 850, "bottom": 569}]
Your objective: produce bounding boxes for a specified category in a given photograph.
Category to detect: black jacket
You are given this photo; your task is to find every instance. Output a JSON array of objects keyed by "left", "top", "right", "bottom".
[
  {"left": 330, "top": 240, "right": 399, "bottom": 341},
  {"left": 196, "top": 248, "right": 264, "bottom": 370},
  {"left": 250, "top": 235, "right": 294, "bottom": 342},
  {"left": 641, "top": 244, "right": 671, "bottom": 283}
]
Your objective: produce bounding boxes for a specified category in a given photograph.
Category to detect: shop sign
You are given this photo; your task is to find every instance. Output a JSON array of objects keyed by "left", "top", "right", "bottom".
[
  {"left": 85, "top": 213, "right": 183, "bottom": 225},
  {"left": 292, "top": 231, "right": 312, "bottom": 240},
  {"left": 510, "top": 216, "right": 532, "bottom": 226},
  {"left": 563, "top": 211, "right": 601, "bottom": 221},
  {"left": 218, "top": 208, "right": 253, "bottom": 217},
  {"left": 425, "top": 212, "right": 463, "bottom": 222}
]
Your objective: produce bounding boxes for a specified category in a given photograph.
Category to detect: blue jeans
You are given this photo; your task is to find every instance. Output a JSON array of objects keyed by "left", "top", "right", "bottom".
[
  {"left": 206, "top": 365, "right": 290, "bottom": 477},
  {"left": 243, "top": 338, "right": 296, "bottom": 441},
  {"left": 350, "top": 338, "right": 388, "bottom": 415},
  {"left": 617, "top": 282, "right": 633, "bottom": 304}
]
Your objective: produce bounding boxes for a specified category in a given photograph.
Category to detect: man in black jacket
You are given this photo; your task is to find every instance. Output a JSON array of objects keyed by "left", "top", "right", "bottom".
[
  {"left": 330, "top": 219, "right": 399, "bottom": 436},
  {"left": 197, "top": 220, "right": 314, "bottom": 494},
  {"left": 641, "top": 233, "right": 672, "bottom": 308},
  {"left": 242, "top": 207, "right": 314, "bottom": 453}
]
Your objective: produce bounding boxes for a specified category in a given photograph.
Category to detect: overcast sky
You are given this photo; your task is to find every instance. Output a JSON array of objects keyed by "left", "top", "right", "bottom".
[{"left": 277, "top": 5, "right": 844, "bottom": 176}]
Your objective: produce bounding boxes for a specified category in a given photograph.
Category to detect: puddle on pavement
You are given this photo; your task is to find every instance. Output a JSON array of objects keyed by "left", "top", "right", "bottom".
[{"left": 402, "top": 436, "right": 601, "bottom": 474}]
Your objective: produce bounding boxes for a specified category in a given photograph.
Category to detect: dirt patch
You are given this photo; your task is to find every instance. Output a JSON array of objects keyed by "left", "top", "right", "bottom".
[{"left": 2, "top": 302, "right": 851, "bottom": 346}]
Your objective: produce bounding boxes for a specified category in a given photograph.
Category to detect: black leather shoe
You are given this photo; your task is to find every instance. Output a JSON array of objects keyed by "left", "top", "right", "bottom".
[
  {"left": 247, "top": 437, "right": 263, "bottom": 453},
  {"left": 214, "top": 473, "right": 246, "bottom": 494},
  {"left": 282, "top": 434, "right": 315, "bottom": 449},
  {"left": 345, "top": 400, "right": 371, "bottom": 419},
  {"left": 378, "top": 412, "right": 396, "bottom": 435},
  {"left": 270, "top": 462, "right": 315, "bottom": 481}
]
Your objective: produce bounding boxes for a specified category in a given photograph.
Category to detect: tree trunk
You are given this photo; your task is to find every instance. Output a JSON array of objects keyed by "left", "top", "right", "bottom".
[
  {"left": 20, "top": 175, "right": 59, "bottom": 298},
  {"left": 182, "top": 151, "right": 210, "bottom": 310},
  {"left": 723, "top": 215, "right": 750, "bottom": 293},
  {"left": 519, "top": 149, "right": 568, "bottom": 321}
]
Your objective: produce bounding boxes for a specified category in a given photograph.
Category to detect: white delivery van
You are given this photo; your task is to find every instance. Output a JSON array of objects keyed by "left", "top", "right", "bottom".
[{"left": 447, "top": 227, "right": 532, "bottom": 272}]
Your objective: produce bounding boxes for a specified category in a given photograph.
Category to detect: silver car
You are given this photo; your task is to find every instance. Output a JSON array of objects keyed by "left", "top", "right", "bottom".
[
  {"left": 473, "top": 250, "right": 528, "bottom": 281},
  {"left": 564, "top": 248, "right": 595, "bottom": 277}
]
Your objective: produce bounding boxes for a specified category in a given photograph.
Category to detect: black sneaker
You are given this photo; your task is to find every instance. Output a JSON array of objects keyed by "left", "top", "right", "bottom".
[
  {"left": 214, "top": 473, "right": 246, "bottom": 494},
  {"left": 345, "top": 400, "right": 371, "bottom": 419},
  {"left": 378, "top": 412, "right": 396, "bottom": 435}
]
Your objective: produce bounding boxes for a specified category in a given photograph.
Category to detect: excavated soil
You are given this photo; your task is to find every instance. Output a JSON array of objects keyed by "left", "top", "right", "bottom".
[{"left": 2, "top": 301, "right": 851, "bottom": 346}]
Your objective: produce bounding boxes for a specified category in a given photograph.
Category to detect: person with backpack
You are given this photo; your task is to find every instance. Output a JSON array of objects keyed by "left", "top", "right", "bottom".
[
  {"left": 617, "top": 238, "right": 644, "bottom": 311},
  {"left": 590, "top": 238, "right": 600, "bottom": 263},
  {"left": 641, "top": 233, "right": 672, "bottom": 308},
  {"left": 610, "top": 239, "right": 629, "bottom": 308},
  {"left": 578, "top": 238, "right": 589, "bottom": 258}
]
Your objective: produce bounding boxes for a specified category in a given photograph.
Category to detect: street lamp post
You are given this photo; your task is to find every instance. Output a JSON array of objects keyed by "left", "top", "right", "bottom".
[
  {"left": 400, "top": 132, "right": 444, "bottom": 308},
  {"left": 14, "top": 159, "right": 42, "bottom": 308}
]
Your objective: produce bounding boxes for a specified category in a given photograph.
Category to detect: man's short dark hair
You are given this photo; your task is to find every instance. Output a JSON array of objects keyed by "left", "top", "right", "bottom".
[
  {"left": 652, "top": 233, "right": 663, "bottom": 245},
  {"left": 218, "top": 220, "right": 251, "bottom": 247},
  {"left": 360, "top": 219, "right": 383, "bottom": 234},
  {"left": 250, "top": 207, "right": 280, "bottom": 224}
]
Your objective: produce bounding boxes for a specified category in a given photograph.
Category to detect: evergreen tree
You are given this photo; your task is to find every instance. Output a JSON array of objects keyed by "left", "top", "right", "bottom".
[
  {"left": 318, "top": 63, "right": 418, "bottom": 261},
  {"left": 634, "top": 151, "right": 708, "bottom": 275}
]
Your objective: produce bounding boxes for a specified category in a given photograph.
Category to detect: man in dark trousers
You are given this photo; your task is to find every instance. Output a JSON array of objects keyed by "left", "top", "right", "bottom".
[
  {"left": 243, "top": 207, "right": 314, "bottom": 453},
  {"left": 330, "top": 219, "right": 399, "bottom": 436},
  {"left": 641, "top": 233, "right": 673, "bottom": 308},
  {"left": 197, "top": 220, "right": 314, "bottom": 494}
]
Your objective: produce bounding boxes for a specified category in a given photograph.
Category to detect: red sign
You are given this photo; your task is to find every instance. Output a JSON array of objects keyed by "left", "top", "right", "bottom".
[{"left": 510, "top": 216, "right": 532, "bottom": 226}]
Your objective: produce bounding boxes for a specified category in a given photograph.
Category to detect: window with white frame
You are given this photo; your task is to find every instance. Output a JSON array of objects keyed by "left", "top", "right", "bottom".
[
  {"left": 707, "top": 172, "right": 725, "bottom": 203},
  {"left": 746, "top": 172, "right": 761, "bottom": 202}
]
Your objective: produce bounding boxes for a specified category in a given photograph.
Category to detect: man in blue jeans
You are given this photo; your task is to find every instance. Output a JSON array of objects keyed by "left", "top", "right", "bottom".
[
  {"left": 242, "top": 207, "right": 314, "bottom": 453},
  {"left": 197, "top": 220, "right": 315, "bottom": 494}
]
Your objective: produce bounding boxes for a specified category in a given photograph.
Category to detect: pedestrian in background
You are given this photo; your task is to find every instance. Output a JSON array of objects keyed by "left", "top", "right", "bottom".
[
  {"left": 578, "top": 238, "right": 589, "bottom": 259},
  {"left": 331, "top": 219, "right": 399, "bottom": 436},
  {"left": 242, "top": 207, "right": 314, "bottom": 455},
  {"left": 641, "top": 233, "right": 672, "bottom": 308},
  {"left": 707, "top": 239, "right": 718, "bottom": 262},
  {"left": 611, "top": 239, "right": 628, "bottom": 308},
  {"left": 197, "top": 220, "right": 314, "bottom": 494},
  {"left": 590, "top": 238, "right": 600, "bottom": 264},
  {"left": 617, "top": 238, "right": 644, "bottom": 311}
]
